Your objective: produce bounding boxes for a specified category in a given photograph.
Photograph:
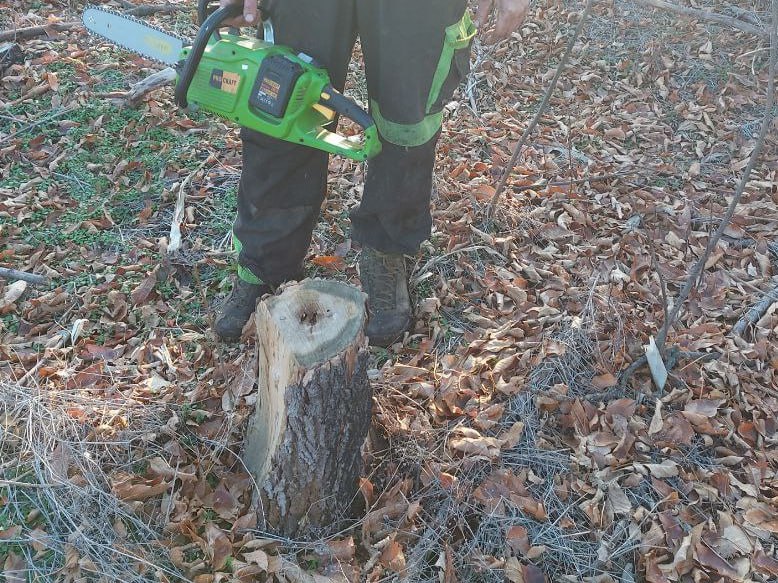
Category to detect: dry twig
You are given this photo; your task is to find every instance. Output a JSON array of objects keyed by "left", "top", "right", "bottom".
[
  {"left": 488, "top": 0, "right": 595, "bottom": 216},
  {"left": 124, "top": 66, "right": 177, "bottom": 106},
  {"left": 0, "top": 22, "right": 80, "bottom": 43},
  {"left": 732, "top": 279, "right": 778, "bottom": 337},
  {"left": 653, "top": 0, "right": 777, "bottom": 352},
  {"left": 636, "top": 0, "right": 769, "bottom": 39},
  {"left": 0, "top": 267, "right": 49, "bottom": 286}
]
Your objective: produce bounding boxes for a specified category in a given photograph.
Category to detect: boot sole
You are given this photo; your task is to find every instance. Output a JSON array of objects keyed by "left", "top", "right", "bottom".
[{"left": 366, "top": 315, "right": 411, "bottom": 348}]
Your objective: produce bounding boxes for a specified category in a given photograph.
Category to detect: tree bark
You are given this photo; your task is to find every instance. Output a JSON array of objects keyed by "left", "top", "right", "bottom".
[
  {"left": 125, "top": 67, "right": 177, "bottom": 107},
  {"left": 244, "top": 279, "right": 372, "bottom": 537}
]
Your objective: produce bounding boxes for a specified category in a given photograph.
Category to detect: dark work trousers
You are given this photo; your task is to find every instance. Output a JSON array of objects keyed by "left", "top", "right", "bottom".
[{"left": 233, "top": 0, "right": 474, "bottom": 285}]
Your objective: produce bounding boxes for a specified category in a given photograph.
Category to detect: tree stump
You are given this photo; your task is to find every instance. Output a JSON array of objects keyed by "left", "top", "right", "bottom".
[{"left": 244, "top": 279, "right": 372, "bottom": 537}]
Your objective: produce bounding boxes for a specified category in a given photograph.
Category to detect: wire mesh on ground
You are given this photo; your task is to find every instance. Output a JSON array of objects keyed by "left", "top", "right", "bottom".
[
  {"left": 0, "top": 381, "right": 183, "bottom": 582},
  {"left": 368, "top": 314, "right": 647, "bottom": 581}
]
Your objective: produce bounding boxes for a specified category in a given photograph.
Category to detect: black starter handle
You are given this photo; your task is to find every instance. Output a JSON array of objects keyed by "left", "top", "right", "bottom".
[{"left": 319, "top": 85, "right": 375, "bottom": 130}]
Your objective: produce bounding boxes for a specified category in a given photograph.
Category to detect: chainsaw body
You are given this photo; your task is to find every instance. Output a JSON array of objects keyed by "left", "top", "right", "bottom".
[
  {"left": 179, "top": 36, "right": 379, "bottom": 160},
  {"left": 174, "top": 2, "right": 380, "bottom": 162}
]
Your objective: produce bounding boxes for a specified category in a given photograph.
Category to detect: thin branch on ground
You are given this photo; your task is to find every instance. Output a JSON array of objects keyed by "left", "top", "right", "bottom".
[
  {"left": 512, "top": 170, "right": 632, "bottom": 194},
  {"left": 0, "top": 478, "right": 52, "bottom": 488},
  {"left": 0, "top": 22, "right": 80, "bottom": 43},
  {"left": 488, "top": 0, "right": 595, "bottom": 217},
  {"left": 732, "top": 279, "right": 778, "bottom": 337},
  {"left": 124, "top": 66, "right": 177, "bottom": 106},
  {"left": 0, "top": 107, "right": 75, "bottom": 143},
  {"left": 653, "top": 3, "right": 777, "bottom": 352},
  {"left": 0, "top": 267, "right": 49, "bottom": 286},
  {"left": 612, "top": 350, "right": 720, "bottom": 395},
  {"left": 636, "top": 0, "right": 769, "bottom": 39}
]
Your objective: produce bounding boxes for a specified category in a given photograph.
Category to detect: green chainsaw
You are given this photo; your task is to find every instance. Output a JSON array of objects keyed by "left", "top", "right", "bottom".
[{"left": 82, "top": 0, "right": 381, "bottom": 161}]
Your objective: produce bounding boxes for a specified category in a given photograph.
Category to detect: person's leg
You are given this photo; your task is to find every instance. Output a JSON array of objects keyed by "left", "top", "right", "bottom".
[
  {"left": 354, "top": 0, "right": 474, "bottom": 345},
  {"left": 215, "top": 0, "right": 357, "bottom": 341}
]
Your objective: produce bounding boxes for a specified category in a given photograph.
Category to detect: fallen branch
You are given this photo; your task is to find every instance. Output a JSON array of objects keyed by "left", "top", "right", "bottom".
[
  {"left": 732, "top": 279, "right": 778, "bottom": 337},
  {"left": 0, "top": 21, "right": 80, "bottom": 43},
  {"left": 510, "top": 170, "right": 631, "bottom": 194},
  {"left": 0, "top": 267, "right": 49, "bottom": 286},
  {"left": 723, "top": 237, "right": 778, "bottom": 261},
  {"left": 637, "top": 0, "right": 769, "bottom": 39},
  {"left": 124, "top": 66, "right": 177, "bottom": 106},
  {"left": 723, "top": 2, "right": 762, "bottom": 26},
  {"left": 654, "top": 0, "right": 777, "bottom": 352},
  {"left": 167, "top": 156, "right": 213, "bottom": 254},
  {"left": 488, "top": 0, "right": 595, "bottom": 216}
]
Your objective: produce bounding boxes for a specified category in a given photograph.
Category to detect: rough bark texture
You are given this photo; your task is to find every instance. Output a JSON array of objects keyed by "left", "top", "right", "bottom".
[
  {"left": 244, "top": 279, "right": 372, "bottom": 537},
  {"left": 125, "top": 67, "right": 177, "bottom": 107}
]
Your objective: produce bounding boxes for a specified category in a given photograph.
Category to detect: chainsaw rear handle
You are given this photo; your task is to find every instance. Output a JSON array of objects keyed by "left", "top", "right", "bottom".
[
  {"left": 175, "top": 3, "right": 242, "bottom": 108},
  {"left": 319, "top": 85, "right": 375, "bottom": 131}
]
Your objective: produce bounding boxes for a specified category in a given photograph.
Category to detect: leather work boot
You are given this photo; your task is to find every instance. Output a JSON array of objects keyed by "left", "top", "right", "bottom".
[
  {"left": 359, "top": 246, "right": 412, "bottom": 347},
  {"left": 213, "top": 278, "right": 272, "bottom": 342}
]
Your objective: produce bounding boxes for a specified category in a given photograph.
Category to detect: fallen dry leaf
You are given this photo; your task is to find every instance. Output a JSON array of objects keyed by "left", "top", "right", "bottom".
[
  {"left": 205, "top": 523, "right": 232, "bottom": 570},
  {"left": 380, "top": 540, "right": 406, "bottom": 574},
  {"left": 0, "top": 281, "right": 26, "bottom": 310}
]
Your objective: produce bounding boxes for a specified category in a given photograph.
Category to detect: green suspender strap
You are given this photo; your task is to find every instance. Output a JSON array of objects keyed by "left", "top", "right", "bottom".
[
  {"left": 426, "top": 11, "right": 476, "bottom": 113},
  {"left": 371, "top": 11, "right": 476, "bottom": 148},
  {"left": 232, "top": 233, "right": 264, "bottom": 284}
]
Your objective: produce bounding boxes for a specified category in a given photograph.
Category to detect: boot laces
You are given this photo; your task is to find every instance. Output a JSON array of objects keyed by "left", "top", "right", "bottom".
[
  {"left": 230, "top": 279, "right": 263, "bottom": 308},
  {"left": 364, "top": 252, "right": 403, "bottom": 311}
]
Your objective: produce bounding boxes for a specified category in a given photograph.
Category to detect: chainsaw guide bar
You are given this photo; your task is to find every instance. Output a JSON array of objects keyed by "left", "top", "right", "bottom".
[{"left": 83, "top": 6, "right": 186, "bottom": 66}]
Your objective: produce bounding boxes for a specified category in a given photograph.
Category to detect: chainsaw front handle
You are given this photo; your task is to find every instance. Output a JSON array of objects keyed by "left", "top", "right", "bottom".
[{"left": 175, "top": 3, "right": 241, "bottom": 108}]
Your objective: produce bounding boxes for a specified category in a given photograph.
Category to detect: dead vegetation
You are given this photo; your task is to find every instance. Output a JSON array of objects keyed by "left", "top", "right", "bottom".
[{"left": 2, "top": 0, "right": 778, "bottom": 581}]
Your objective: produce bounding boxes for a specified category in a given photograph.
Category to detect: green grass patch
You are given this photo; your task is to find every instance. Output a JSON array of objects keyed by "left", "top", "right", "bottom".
[{"left": 14, "top": 97, "right": 204, "bottom": 250}]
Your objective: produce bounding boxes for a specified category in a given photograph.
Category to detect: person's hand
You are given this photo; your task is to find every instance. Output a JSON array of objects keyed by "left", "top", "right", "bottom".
[
  {"left": 475, "top": 0, "right": 530, "bottom": 43},
  {"left": 219, "top": 0, "right": 259, "bottom": 28}
]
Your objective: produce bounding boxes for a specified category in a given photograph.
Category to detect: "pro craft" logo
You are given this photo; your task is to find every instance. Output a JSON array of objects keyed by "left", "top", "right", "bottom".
[{"left": 209, "top": 69, "right": 241, "bottom": 94}]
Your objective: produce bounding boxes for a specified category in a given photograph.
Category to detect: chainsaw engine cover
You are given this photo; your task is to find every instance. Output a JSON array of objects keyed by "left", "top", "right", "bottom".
[{"left": 181, "top": 34, "right": 334, "bottom": 143}]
